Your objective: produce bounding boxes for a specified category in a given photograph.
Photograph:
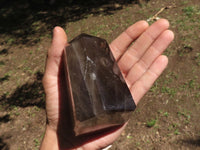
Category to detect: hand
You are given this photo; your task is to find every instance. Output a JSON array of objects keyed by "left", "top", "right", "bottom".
[{"left": 41, "top": 19, "right": 174, "bottom": 150}]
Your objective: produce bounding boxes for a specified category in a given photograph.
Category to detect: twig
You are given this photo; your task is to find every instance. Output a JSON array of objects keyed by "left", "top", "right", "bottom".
[{"left": 147, "top": 5, "right": 176, "bottom": 22}]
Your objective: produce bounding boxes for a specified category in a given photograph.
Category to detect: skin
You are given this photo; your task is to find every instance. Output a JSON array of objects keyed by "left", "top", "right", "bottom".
[{"left": 40, "top": 19, "right": 174, "bottom": 150}]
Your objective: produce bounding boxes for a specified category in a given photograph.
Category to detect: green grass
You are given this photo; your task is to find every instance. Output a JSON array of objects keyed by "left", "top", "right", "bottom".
[
  {"left": 146, "top": 119, "right": 157, "bottom": 128},
  {"left": 89, "top": 24, "right": 111, "bottom": 37},
  {"left": 195, "top": 93, "right": 200, "bottom": 99},
  {"left": 168, "top": 123, "right": 180, "bottom": 132},
  {"left": 33, "top": 106, "right": 40, "bottom": 111},
  {"left": 177, "top": 108, "right": 192, "bottom": 125},
  {"left": 111, "top": 24, "right": 119, "bottom": 30},
  {"left": 174, "top": 129, "right": 180, "bottom": 135},
  {"left": 181, "top": 0, "right": 189, "bottom": 5},
  {"left": 10, "top": 106, "right": 20, "bottom": 116},
  {"left": 163, "top": 112, "right": 169, "bottom": 117},
  {"left": 23, "top": 66, "right": 33, "bottom": 74},
  {"left": 182, "top": 6, "right": 195, "bottom": 17},
  {"left": 150, "top": 81, "right": 158, "bottom": 92},
  {"left": 161, "top": 87, "right": 177, "bottom": 97},
  {"left": 7, "top": 38, "right": 16, "bottom": 45},
  {"left": 177, "top": 110, "right": 191, "bottom": 120},
  {"left": 34, "top": 138, "right": 39, "bottom": 148},
  {"left": 188, "top": 79, "right": 195, "bottom": 89},
  {"left": 126, "top": 135, "right": 133, "bottom": 139},
  {"left": 180, "top": 79, "right": 198, "bottom": 91},
  {"left": 29, "top": 50, "right": 33, "bottom": 54},
  {"left": 135, "top": 142, "right": 141, "bottom": 147},
  {"left": 195, "top": 53, "right": 200, "bottom": 66}
]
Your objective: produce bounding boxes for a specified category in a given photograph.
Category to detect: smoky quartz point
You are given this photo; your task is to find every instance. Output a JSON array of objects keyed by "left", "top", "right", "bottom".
[{"left": 63, "top": 33, "right": 136, "bottom": 136}]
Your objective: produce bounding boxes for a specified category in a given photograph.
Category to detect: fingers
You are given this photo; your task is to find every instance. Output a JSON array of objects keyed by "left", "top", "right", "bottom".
[
  {"left": 44, "top": 26, "right": 68, "bottom": 78},
  {"left": 125, "top": 30, "right": 174, "bottom": 86},
  {"left": 118, "top": 19, "right": 169, "bottom": 75},
  {"left": 130, "top": 55, "right": 168, "bottom": 104},
  {"left": 110, "top": 21, "right": 149, "bottom": 61}
]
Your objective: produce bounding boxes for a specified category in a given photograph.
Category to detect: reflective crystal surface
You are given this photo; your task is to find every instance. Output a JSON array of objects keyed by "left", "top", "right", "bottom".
[{"left": 63, "top": 33, "right": 136, "bottom": 135}]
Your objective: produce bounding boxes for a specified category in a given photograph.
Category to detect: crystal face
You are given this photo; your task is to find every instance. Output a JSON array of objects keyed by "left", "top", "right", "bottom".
[{"left": 63, "top": 33, "right": 136, "bottom": 135}]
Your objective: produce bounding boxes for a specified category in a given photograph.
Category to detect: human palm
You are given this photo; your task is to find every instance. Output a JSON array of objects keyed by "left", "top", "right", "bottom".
[{"left": 41, "top": 19, "right": 174, "bottom": 150}]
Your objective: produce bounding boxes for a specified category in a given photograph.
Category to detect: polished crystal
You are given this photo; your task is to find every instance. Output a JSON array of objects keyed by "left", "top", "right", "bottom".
[{"left": 63, "top": 34, "right": 136, "bottom": 135}]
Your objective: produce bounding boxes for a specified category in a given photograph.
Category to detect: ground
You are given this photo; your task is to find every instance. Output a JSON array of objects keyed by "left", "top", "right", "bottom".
[{"left": 0, "top": 0, "right": 200, "bottom": 149}]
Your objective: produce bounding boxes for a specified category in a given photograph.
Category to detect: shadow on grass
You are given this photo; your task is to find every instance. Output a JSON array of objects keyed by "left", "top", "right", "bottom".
[
  {"left": 0, "top": 71, "right": 45, "bottom": 109},
  {"left": 0, "top": 0, "right": 146, "bottom": 45},
  {"left": 0, "top": 49, "right": 9, "bottom": 55},
  {"left": 0, "top": 71, "right": 44, "bottom": 149},
  {"left": 0, "top": 75, "right": 10, "bottom": 84},
  {"left": 0, "top": 115, "right": 11, "bottom": 147},
  {"left": 0, "top": 114, "right": 11, "bottom": 123},
  {"left": 0, "top": 137, "right": 9, "bottom": 150}
]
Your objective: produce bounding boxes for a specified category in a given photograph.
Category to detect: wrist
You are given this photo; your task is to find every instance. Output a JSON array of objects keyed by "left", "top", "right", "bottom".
[{"left": 40, "top": 125, "right": 59, "bottom": 150}]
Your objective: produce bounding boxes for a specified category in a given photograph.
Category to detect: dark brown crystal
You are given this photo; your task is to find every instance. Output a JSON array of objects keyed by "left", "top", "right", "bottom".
[{"left": 63, "top": 33, "right": 136, "bottom": 135}]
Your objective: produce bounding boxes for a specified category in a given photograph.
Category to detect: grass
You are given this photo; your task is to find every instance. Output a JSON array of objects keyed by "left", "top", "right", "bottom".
[
  {"left": 146, "top": 119, "right": 157, "bottom": 128},
  {"left": 178, "top": 44, "right": 193, "bottom": 56},
  {"left": 150, "top": 72, "right": 178, "bottom": 96},
  {"left": 188, "top": 79, "right": 195, "bottom": 89},
  {"left": 135, "top": 142, "right": 141, "bottom": 149},
  {"left": 176, "top": 5, "right": 200, "bottom": 49},
  {"left": 23, "top": 66, "right": 34, "bottom": 74},
  {"left": 181, "top": 0, "right": 189, "bottom": 5},
  {"left": 89, "top": 24, "right": 111, "bottom": 37},
  {"left": 0, "top": 49, "right": 8, "bottom": 55},
  {"left": 0, "top": 61, "right": 5, "bottom": 66},
  {"left": 168, "top": 123, "right": 180, "bottom": 133},
  {"left": 126, "top": 135, "right": 133, "bottom": 139},
  {"left": 174, "top": 129, "right": 180, "bottom": 135},
  {"left": 0, "top": 74, "right": 10, "bottom": 83},
  {"left": 161, "top": 87, "right": 177, "bottom": 97},
  {"left": 9, "top": 106, "right": 21, "bottom": 116},
  {"left": 32, "top": 113, "right": 36, "bottom": 117},
  {"left": 180, "top": 79, "right": 199, "bottom": 91},
  {"left": 195, "top": 93, "right": 200, "bottom": 99},
  {"left": 29, "top": 50, "right": 33, "bottom": 55},
  {"left": 150, "top": 81, "right": 158, "bottom": 92},
  {"left": 195, "top": 53, "right": 200, "bottom": 66},
  {"left": 6, "top": 38, "right": 16, "bottom": 45},
  {"left": 34, "top": 138, "right": 40, "bottom": 148},
  {"left": 158, "top": 110, "right": 170, "bottom": 118},
  {"left": 163, "top": 112, "right": 169, "bottom": 117},
  {"left": 182, "top": 6, "right": 195, "bottom": 17},
  {"left": 177, "top": 108, "right": 192, "bottom": 125},
  {"left": 177, "top": 110, "right": 191, "bottom": 120},
  {"left": 33, "top": 106, "right": 41, "bottom": 111}
]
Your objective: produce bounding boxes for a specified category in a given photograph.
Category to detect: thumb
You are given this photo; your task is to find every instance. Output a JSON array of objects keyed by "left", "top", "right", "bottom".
[{"left": 44, "top": 26, "right": 68, "bottom": 78}]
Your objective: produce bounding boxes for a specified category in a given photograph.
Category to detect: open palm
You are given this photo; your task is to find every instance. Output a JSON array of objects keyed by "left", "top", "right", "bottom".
[{"left": 41, "top": 19, "right": 174, "bottom": 150}]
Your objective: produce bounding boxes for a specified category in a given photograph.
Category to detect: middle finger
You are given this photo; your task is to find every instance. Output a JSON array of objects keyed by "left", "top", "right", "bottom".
[{"left": 117, "top": 19, "right": 170, "bottom": 75}]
